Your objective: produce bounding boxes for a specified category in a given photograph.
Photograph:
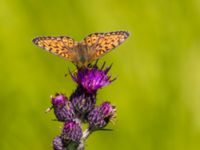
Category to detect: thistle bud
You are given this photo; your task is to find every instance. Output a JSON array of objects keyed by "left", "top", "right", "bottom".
[
  {"left": 61, "top": 121, "right": 83, "bottom": 142},
  {"left": 51, "top": 93, "right": 75, "bottom": 122},
  {"left": 88, "top": 102, "right": 116, "bottom": 129},
  {"left": 53, "top": 136, "right": 64, "bottom": 150}
]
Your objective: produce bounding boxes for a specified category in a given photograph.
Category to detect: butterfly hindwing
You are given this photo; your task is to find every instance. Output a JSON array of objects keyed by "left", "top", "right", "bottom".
[
  {"left": 32, "top": 36, "right": 77, "bottom": 61},
  {"left": 81, "top": 31, "right": 129, "bottom": 61}
]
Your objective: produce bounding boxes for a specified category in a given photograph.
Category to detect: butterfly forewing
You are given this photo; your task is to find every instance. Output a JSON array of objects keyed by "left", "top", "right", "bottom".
[
  {"left": 81, "top": 31, "right": 129, "bottom": 61},
  {"left": 32, "top": 36, "right": 78, "bottom": 61}
]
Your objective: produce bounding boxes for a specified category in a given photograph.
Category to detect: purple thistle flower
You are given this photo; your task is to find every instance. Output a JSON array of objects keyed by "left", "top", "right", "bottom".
[
  {"left": 53, "top": 136, "right": 64, "bottom": 150},
  {"left": 71, "top": 63, "right": 115, "bottom": 93},
  {"left": 61, "top": 121, "right": 83, "bottom": 142},
  {"left": 51, "top": 93, "right": 75, "bottom": 122},
  {"left": 50, "top": 62, "right": 118, "bottom": 149},
  {"left": 87, "top": 101, "right": 116, "bottom": 129},
  {"left": 70, "top": 86, "right": 96, "bottom": 118}
]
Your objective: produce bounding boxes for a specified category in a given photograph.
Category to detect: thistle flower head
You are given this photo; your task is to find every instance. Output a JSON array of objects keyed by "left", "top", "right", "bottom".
[
  {"left": 53, "top": 136, "right": 64, "bottom": 150},
  {"left": 71, "top": 63, "right": 115, "bottom": 93},
  {"left": 70, "top": 86, "right": 96, "bottom": 119},
  {"left": 51, "top": 93, "right": 75, "bottom": 122},
  {"left": 87, "top": 101, "right": 116, "bottom": 129},
  {"left": 61, "top": 121, "right": 82, "bottom": 142}
]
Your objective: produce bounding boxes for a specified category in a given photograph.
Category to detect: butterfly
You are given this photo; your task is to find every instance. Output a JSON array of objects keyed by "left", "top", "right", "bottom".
[{"left": 32, "top": 31, "right": 129, "bottom": 68}]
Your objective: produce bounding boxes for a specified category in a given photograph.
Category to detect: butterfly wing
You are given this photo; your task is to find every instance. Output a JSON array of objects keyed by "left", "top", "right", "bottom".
[
  {"left": 80, "top": 31, "right": 129, "bottom": 61},
  {"left": 32, "top": 36, "right": 78, "bottom": 61}
]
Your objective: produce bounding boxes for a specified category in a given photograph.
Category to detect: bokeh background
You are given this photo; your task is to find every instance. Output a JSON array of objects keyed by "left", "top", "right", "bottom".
[{"left": 1, "top": 0, "right": 200, "bottom": 150}]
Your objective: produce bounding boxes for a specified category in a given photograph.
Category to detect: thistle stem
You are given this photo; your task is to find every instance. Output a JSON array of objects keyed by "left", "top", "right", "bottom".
[{"left": 77, "top": 128, "right": 92, "bottom": 150}]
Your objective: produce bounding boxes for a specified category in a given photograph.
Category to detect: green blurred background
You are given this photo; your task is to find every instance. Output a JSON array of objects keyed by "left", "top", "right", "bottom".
[{"left": 0, "top": 0, "right": 200, "bottom": 149}]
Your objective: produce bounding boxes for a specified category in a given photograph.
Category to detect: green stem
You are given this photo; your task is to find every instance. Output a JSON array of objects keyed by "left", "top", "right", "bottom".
[{"left": 77, "top": 128, "right": 92, "bottom": 150}]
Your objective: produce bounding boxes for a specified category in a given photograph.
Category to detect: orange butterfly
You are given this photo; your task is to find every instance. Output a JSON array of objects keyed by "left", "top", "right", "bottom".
[{"left": 32, "top": 31, "right": 129, "bottom": 68}]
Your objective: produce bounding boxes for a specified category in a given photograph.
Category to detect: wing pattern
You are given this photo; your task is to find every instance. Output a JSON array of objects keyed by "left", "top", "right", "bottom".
[
  {"left": 32, "top": 36, "right": 77, "bottom": 60},
  {"left": 81, "top": 31, "right": 129, "bottom": 60}
]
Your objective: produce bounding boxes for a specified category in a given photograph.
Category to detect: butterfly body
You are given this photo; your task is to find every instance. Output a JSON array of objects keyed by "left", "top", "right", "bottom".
[
  {"left": 72, "top": 43, "right": 92, "bottom": 68},
  {"left": 33, "top": 31, "right": 129, "bottom": 68}
]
